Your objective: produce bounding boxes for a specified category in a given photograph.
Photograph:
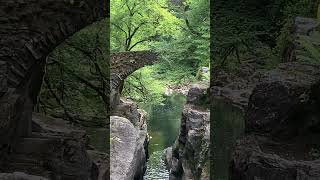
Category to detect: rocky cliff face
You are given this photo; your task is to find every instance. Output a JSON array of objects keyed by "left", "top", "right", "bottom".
[
  {"left": 110, "top": 116, "right": 148, "bottom": 180},
  {"left": 166, "top": 84, "right": 210, "bottom": 180}
]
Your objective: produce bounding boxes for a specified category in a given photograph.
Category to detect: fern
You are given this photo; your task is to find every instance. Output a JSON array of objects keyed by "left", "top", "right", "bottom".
[{"left": 296, "top": 31, "right": 320, "bottom": 64}]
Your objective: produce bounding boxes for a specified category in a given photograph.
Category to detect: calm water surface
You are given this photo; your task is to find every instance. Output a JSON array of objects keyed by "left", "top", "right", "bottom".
[
  {"left": 143, "top": 93, "right": 186, "bottom": 180},
  {"left": 211, "top": 99, "right": 245, "bottom": 180}
]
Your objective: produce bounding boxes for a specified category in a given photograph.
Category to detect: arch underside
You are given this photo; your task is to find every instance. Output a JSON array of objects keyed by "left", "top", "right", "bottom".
[
  {"left": 110, "top": 51, "right": 158, "bottom": 109},
  {"left": 0, "top": 0, "right": 157, "bottom": 177}
]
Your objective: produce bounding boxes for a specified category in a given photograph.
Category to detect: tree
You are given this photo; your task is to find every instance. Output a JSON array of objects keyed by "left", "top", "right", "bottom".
[
  {"left": 111, "top": 0, "right": 181, "bottom": 52},
  {"left": 121, "top": 0, "right": 210, "bottom": 104}
]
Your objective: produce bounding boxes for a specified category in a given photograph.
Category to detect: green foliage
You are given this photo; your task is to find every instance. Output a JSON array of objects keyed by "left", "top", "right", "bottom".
[
  {"left": 123, "top": 66, "right": 166, "bottom": 105},
  {"left": 212, "top": 0, "right": 274, "bottom": 69},
  {"left": 296, "top": 30, "right": 320, "bottom": 64},
  {"left": 38, "top": 18, "right": 109, "bottom": 126},
  {"left": 212, "top": 0, "right": 318, "bottom": 71},
  {"left": 152, "top": 0, "right": 210, "bottom": 80},
  {"left": 276, "top": 0, "right": 317, "bottom": 60},
  {"left": 111, "top": 0, "right": 182, "bottom": 52},
  {"left": 117, "top": 0, "right": 210, "bottom": 105}
]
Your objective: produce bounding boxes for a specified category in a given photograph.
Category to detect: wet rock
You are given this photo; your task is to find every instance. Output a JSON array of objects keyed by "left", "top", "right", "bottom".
[{"left": 110, "top": 116, "right": 148, "bottom": 180}]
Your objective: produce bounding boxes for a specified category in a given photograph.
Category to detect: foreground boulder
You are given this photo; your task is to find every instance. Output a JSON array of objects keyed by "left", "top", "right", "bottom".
[
  {"left": 0, "top": 113, "right": 97, "bottom": 180},
  {"left": 246, "top": 62, "right": 320, "bottom": 137},
  {"left": 230, "top": 62, "right": 320, "bottom": 180},
  {"left": 167, "top": 84, "right": 210, "bottom": 180},
  {"left": 110, "top": 116, "right": 148, "bottom": 180}
]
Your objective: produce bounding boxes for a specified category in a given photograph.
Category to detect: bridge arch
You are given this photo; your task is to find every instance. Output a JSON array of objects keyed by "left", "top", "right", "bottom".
[{"left": 0, "top": 0, "right": 108, "bottom": 148}]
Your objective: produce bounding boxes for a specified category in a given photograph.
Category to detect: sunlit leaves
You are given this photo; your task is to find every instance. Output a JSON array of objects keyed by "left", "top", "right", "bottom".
[{"left": 111, "top": 0, "right": 182, "bottom": 51}]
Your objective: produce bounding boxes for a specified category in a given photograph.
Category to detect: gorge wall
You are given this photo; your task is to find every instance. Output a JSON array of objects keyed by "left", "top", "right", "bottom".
[{"left": 166, "top": 83, "right": 210, "bottom": 180}]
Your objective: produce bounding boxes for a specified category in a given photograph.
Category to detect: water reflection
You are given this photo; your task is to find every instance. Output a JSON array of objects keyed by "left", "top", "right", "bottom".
[
  {"left": 211, "top": 98, "right": 245, "bottom": 180},
  {"left": 143, "top": 93, "right": 186, "bottom": 179}
]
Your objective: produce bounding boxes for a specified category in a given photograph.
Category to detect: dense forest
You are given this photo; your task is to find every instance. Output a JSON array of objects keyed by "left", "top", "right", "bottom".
[{"left": 112, "top": 0, "right": 210, "bottom": 105}]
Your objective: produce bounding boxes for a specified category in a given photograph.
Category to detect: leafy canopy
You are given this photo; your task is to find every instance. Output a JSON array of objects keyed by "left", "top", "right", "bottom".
[{"left": 111, "top": 0, "right": 182, "bottom": 52}]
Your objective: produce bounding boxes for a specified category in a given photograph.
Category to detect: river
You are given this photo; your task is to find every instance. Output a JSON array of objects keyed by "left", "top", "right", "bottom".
[
  {"left": 143, "top": 93, "right": 186, "bottom": 180},
  {"left": 211, "top": 98, "right": 245, "bottom": 179}
]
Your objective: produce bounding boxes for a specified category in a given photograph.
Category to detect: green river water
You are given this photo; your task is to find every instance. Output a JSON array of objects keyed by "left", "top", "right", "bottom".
[
  {"left": 211, "top": 99, "right": 245, "bottom": 180},
  {"left": 143, "top": 93, "right": 186, "bottom": 180}
]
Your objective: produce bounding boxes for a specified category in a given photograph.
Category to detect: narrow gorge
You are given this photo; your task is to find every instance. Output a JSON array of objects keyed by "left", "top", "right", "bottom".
[{"left": 110, "top": 77, "right": 211, "bottom": 180}]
